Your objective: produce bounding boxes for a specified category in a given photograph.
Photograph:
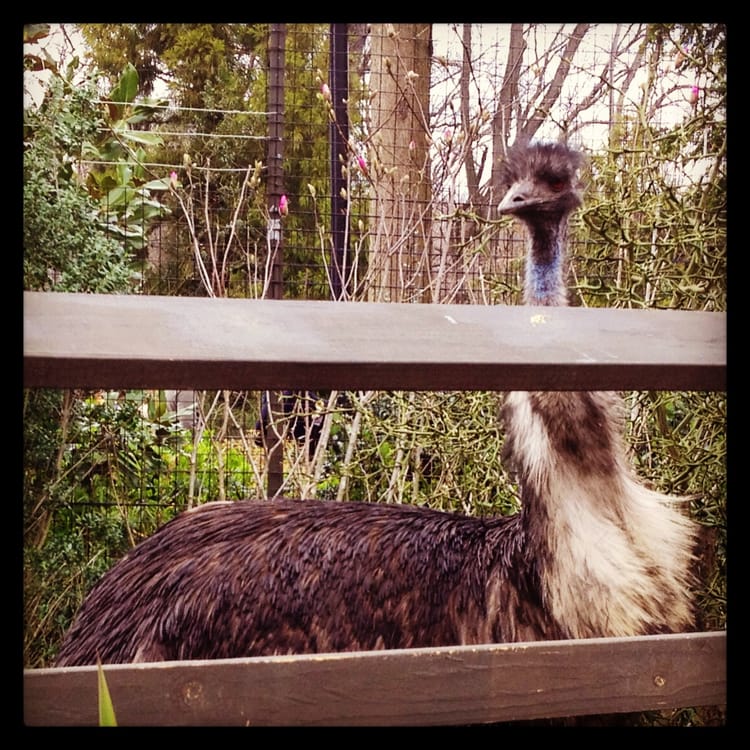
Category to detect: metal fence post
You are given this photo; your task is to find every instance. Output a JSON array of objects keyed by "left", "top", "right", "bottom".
[
  {"left": 265, "top": 23, "right": 287, "bottom": 497},
  {"left": 330, "top": 23, "right": 350, "bottom": 301}
]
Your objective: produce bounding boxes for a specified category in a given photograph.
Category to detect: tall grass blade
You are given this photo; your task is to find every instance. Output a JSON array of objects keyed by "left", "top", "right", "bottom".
[{"left": 97, "top": 658, "right": 118, "bottom": 726}]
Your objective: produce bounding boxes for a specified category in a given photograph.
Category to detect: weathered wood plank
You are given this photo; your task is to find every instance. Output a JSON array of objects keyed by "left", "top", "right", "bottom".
[
  {"left": 23, "top": 292, "right": 726, "bottom": 392},
  {"left": 23, "top": 631, "right": 725, "bottom": 727}
]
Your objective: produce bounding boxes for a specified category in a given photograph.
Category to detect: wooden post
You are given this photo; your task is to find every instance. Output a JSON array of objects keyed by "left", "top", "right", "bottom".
[{"left": 368, "top": 23, "right": 433, "bottom": 303}]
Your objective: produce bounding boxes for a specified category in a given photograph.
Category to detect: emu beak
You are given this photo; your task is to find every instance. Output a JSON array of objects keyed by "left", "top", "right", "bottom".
[{"left": 497, "top": 179, "right": 539, "bottom": 214}]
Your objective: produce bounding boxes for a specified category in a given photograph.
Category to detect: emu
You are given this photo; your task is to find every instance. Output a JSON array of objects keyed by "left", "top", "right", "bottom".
[{"left": 54, "top": 141, "right": 697, "bottom": 666}]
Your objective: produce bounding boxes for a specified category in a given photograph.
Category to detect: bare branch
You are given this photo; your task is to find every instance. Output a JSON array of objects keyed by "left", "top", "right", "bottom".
[{"left": 521, "top": 23, "right": 590, "bottom": 141}]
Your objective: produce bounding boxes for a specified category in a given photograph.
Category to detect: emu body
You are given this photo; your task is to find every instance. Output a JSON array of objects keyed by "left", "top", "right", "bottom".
[
  {"left": 55, "top": 501, "right": 531, "bottom": 664},
  {"left": 55, "top": 474, "right": 693, "bottom": 666},
  {"left": 55, "top": 141, "right": 697, "bottom": 667}
]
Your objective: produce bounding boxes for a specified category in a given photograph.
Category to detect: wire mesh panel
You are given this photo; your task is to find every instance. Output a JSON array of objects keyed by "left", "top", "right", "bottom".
[
  {"left": 84, "top": 21, "right": 723, "bottom": 507},
  {"left": 47, "top": 23, "right": 723, "bottom": 310}
]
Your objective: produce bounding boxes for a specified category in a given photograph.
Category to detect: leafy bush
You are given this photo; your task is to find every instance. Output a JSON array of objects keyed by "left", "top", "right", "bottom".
[{"left": 23, "top": 74, "right": 136, "bottom": 293}]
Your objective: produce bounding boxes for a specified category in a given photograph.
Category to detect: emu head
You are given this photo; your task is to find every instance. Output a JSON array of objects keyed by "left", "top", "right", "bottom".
[{"left": 497, "top": 141, "right": 583, "bottom": 224}]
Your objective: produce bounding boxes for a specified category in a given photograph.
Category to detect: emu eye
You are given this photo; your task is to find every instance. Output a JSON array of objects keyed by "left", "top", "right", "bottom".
[{"left": 549, "top": 179, "right": 566, "bottom": 192}]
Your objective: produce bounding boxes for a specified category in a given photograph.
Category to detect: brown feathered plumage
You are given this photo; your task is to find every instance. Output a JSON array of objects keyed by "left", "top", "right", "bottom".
[{"left": 56, "top": 500, "right": 550, "bottom": 664}]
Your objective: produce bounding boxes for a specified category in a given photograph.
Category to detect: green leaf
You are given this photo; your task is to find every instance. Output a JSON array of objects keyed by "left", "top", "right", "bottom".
[
  {"left": 101, "top": 222, "right": 143, "bottom": 239},
  {"left": 130, "top": 199, "right": 170, "bottom": 222},
  {"left": 148, "top": 391, "right": 168, "bottom": 421},
  {"left": 119, "top": 130, "right": 164, "bottom": 147},
  {"left": 378, "top": 441, "right": 393, "bottom": 464},
  {"left": 127, "top": 99, "right": 169, "bottom": 125},
  {"left": 116, "top": 163, "right": 133, "bottom": 187},
  {"left": 141, "top": 178, "right": 172, "bottom": 191},
  {"left": 64, "top": 56, "right": 80, "bottom": 82},
  {"left": 110, "top": 63, "right": 139, "bottom": 105},
  {"left": 97, "top": 659, "right": 118, "bottom": 726},
  {"left": 103, "top": 185, "right": 136, "bottom": 209},
  {"left": 132, "top": 148, "right": 149, "bottom": 182}
]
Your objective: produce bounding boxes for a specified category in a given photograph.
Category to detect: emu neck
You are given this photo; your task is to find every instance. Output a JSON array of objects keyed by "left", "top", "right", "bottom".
[
  {"left": 503, "top": 390, "right": 696, "bottom": 638},
  {"left": 524, "top": 223, "right": 568, "bottom": 306}
]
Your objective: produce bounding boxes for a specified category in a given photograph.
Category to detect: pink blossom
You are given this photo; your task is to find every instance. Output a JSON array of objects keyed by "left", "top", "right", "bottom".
[
  {"left": 357, "top": 154, "right": 368, "bottom": 176},
  {"left": 279, "top": 194, "right": 289, "bottom": 216},
  {"left": 169, "top": 171, "right": 178, "bottom": 188},
  {"left": 321, "top": 83, "right": 331, "bottom": 102},
  {"left": 689, "top": 85, "right": 700, "bottom": 105}
]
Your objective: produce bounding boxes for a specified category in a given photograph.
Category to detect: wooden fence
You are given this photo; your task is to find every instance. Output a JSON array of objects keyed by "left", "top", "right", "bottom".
[{"left": 22, "top": 291, "right": 727, "bottom": 726}]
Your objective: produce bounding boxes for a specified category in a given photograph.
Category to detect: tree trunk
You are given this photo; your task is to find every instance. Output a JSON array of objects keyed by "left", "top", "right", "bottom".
[{"left": 368, "top": 23, "right": 432, "bottom": 302}]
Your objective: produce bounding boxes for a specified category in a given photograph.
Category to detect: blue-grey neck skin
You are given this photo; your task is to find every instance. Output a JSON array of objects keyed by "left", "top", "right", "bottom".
[{"left": 525, "top": 225, "right": 568, "bottom": 306}]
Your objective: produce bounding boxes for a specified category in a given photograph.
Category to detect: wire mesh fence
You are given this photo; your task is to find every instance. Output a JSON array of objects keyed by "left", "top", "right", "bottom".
[
  {"left": 112, "top": 27, "right": 720, "bottom": 298},
  {"left": 27, "top": 21, "right": 726, "bottom": 508}
]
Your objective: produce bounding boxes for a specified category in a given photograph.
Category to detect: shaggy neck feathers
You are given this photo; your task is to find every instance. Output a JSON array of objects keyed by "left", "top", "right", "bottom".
[{"left": 503, "top": 390, "right": 696, "bottom": 637}]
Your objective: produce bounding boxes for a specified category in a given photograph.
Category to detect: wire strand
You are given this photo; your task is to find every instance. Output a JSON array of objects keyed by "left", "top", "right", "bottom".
[
  {"left": 95, "top": 127, "right": 267, "bottom": 141},
  {"left": 79, "top": 159, "right": 253, "bottom": 174},
  {"left": 95, "top": 99, "right": 276, "bottom": 118}
]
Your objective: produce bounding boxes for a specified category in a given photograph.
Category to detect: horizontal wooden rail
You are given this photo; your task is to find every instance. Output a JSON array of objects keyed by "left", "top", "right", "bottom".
[
  {"left": 24, "top": 631, "right": 725, "bottom": 726},
  {"left": 23, "top": 292, "right": 726, "bottom": 392}
]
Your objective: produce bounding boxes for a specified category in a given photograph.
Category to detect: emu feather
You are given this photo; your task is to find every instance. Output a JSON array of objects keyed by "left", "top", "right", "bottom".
[{"left": 54, "top": 142, "right": 697, "bottom": 666}]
